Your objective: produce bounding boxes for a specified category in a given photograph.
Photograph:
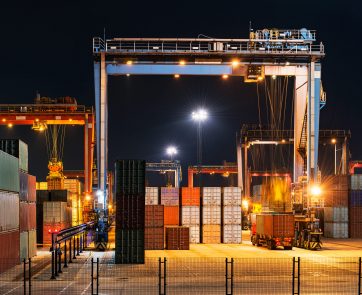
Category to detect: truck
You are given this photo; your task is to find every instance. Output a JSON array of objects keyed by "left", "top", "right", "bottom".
[{"left": 251, "top": 213, "right": 294, "bottom": 250}]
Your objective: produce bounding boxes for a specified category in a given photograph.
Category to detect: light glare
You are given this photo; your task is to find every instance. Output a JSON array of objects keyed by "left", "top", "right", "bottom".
[
  {"left": 192, "top": 109, "right": 208, "bottom": 122},
  {"left": 166, "top": 146, "right": 178, "bottom": 156}
]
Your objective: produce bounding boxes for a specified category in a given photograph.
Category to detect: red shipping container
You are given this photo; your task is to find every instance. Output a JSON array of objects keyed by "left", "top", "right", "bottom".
[
  {"left": 324, "top": 190, "right": 349, "bottom": 207},
  {"left": 181, "top": 187, "right": 200, "bottom": 206},
  {"left": 0, "top": 230, "right": 20, "bottom": 274},
  {"left": 164, "top": 206, "right": 179, "bottom": 226},
  {"left": 28, "top": 175, "right": 36, "bottom": 202},
  {"left": 145, "top": 227, "right": 164, "bottom": 250},
  {"left": 145, "top": 205, "right": 164, "bottom": 228},
  {"left": 43, "top": 222, "right": 69, "bottom": 245},
  {"left": 349, "top": 207, "right": 362, "bottom": 224},
  {"left": 323, "top": 175, "right": 349, "bottom": 191},
  {"left": 165, "top": 226, "right": 189, "bottom": 250},
  {"left": 29, "top": 203, "right": 36, "bottom": 230},
  {"left": 20, "top": 202, "right": 29, "bottom": 232},
  {"left": 350, "top": 223, "right": 362, "bottom": 238}
]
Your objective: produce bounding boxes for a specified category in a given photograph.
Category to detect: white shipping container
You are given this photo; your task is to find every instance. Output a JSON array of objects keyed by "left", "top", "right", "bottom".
[
  {"left": 182, "top": 206, "right": 200, "bottom": 225},
  {"left": 43, "top": 202, "right": 68, "bottom": 224},
  {"left": 223, "top": 187, "right": 242, "bottom": 206},
  {"left": 146, "top": 187, "right": 158, "bottom": 204},
  {"left": 223, "top": 224, "right": 242, "bottom": 244},
  {"left": 324, "top": 222, "right": 348, "bottom": 238},
  {"left": 203, "top": 187, "right": 221, "bottom": 205},
  {"left": 223, "top": 206, "right": 242, "bottom": 225},
  {"left": 324, "top": 207, "right": 348, "bottom": 223},
  {"left": 188, "top": 225, "right": 200, "bottom": 243},
  {"left": 0, "top": 191, "right": 19, "bottom": 232},
  {"left": 202, "top": 206, "right": 221, "bottom": 225},
  {"left": 20, "top": 231, "right": 29, "bottom": 260},
  {"left": 351, "top": 175, "right": 362, "bottom": 190}
]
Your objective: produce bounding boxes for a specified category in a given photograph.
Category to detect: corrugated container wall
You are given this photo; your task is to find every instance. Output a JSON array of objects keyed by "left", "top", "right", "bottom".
[
  {"left": 19, "top": 172, "right": 29, "bottom": 201},
  {"left": 43, "top": 202, "right": 69, "bottom": 224},
  {"left": 324, "top": 190, "right": 349, "bottom": 207},
  {"left": 145, "top": 227, "right": 164, "bottom": 250},
  {"left": 145, "top": 187, "right": 159, "bottom": 205},
  {"left": 164, "top": 206, "right": 179, "bottom": 226},
  {"left": 223, "top": 206, "right": 241, "bottom": 225},
  {"left": 324, "top": 222, "right": 348, "bottom": 238},
  {"left": 351, "top": 175, "right": 362, "bottom": 190},
  {"left": 202, "top": 224, "right": 221, "bottom": 243},
  {"left": 115, "top": 229, "right": 144, "bottom": 264},
  {"left": 0, "top": 230, "right": 20, "bottom": 273},
  {"left": 181, "top": 187, "right": 200, "bottom": 206},
  {"left": 28, "top": 230, "right": 37, "bottom": 258},
  {"left": 202, "top": 187, "right": 221, "bottom": 206},
  {"left": 145, "top": 205, "right": 164, "bottom": 228},
  {"left": 165, "top": 226, "right": 189, "bottom": 250},
  {"left": 0, "top": 150, "right": 19, "bottom": 192},
  {"left": 223, "top": 225, "right": 242, "bottom": 244},
  {"left": 20, "top": 231, "right": 29, "bottom": 260},
  {"left": 223, "top": 187, "right": 242, "bottom": 206},
  {"left": 182, "top": 206, "right": 200, "bottom": 225},
  {"left": 202, "top": 206, "right": 221, "bottom": 225},
  {"left": 64, "top": 178, "right": 84, "bottom": 194},
  {"left": 324, "top": 207, "right": 348, "bottom": 223},
  {"left": 0, "top": 139, "right": 28, "bottom": 172},
  {"left": 160, "top": 187, "right": 179, "bottom": 206},
  {"left": 28, "top": 175, "right": 36, "bottom": 202},
  {"left": 115, "top": 160, "right": 146, "bottom": 195},
  {"left": 0, "top": 191, "right": 19, "bottom": 232}
]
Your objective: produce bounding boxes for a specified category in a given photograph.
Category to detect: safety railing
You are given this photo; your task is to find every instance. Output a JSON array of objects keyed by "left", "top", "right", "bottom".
[
  {"left": 93, "top": 37, "right": 325, "bottom": 56},
  {"left": 0, "top": 104, "right": 93, "bottom": 114},
  {"left": 1, "top": 256, "right": 361, "bottom": 294}
]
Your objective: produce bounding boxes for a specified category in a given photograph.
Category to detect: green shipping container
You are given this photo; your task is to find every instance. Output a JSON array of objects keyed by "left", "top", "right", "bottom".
[
  {"left": 0, "top": 150, "right": 19, "bottom": 192},
  {"left": 0, "top": 139, "right": 28, "bottom": 172}
]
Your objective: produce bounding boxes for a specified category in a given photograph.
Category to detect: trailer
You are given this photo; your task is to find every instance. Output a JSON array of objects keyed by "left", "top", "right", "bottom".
[{"left": 251, "top": 213, "right": 294, "bottom": 250}]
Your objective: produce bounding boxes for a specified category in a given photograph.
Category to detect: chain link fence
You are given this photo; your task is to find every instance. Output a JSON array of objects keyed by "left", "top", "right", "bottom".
[{"left": 0, "top": 255, "right": 361, "bottom": 294}]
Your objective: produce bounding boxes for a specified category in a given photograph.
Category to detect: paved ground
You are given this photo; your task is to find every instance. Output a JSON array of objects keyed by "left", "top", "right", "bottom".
[{"left": 1, "top": 229, "right": 362, "bottom": 294}]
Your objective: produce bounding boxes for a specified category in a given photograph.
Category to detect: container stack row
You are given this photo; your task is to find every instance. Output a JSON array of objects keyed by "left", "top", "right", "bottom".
[
  {"left": 115, "top": 160, "right": 145, "bottom": 264},
  {"left": 181, "top": 187, "right": 200, "bottom": 243},
  {"left": 202, "top": 187, "right": 221, "bottom": 243},
  {"left": 349, "top": 174, "right": 362, "bottom": 238},
  {"left": 223, "top": 187, "right": 242, "bottom": 243},
  {"left": 145, "top": 205, "right": 164, "bottom": 249},
  {"left": 323, "top": 175, "right": 349, "bottom": 238}
]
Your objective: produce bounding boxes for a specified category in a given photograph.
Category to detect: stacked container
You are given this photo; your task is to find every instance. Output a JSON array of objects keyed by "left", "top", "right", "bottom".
[
  {"left": 145, "top": 205, "right": 164, "bottom": 249},
  {"left": 64, "top": 178, "right": 84, "bottom": 226},
  {"left": 0, "top": 149, "right": 20, "bottom": 273},
  {"left": 42, "top": 202, "right": 70, "bottom": 244},
  {"left": 115, "top": 160, "right": 145, "bottom": 264},
  {"left": 323, "top": 175, "right": 349, "bottom": 238},
  {"left": 145, "top": 187, "right": 159, "bottom": 205},
  {"left": 349, "top": 174, "right": 362, "bottom": 238},
  {"left": 161, "top": 187, "right": 179, "bottom": 226},
  {"left": 181, "top": 187, "right": 200, "bottom": 243},
  {"left": 222, "top": 187, "right": 242, "bottom": 243},
  {"left": 165, "top": 226, "right": 190, "bottom": 250},
  {"left": 202, "top": 187, "right": 221, "bottom": 243}
]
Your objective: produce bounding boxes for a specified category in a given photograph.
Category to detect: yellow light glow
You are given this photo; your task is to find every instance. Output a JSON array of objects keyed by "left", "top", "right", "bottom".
[
  {"left": 242, "top": 199, "right": 249, "bottom": 211},
  {"left": 286, "top": 61, "right": 290, "bottom": 66},
  {"left": 69, "top": 118, "right": 73, "bottom": 122},
  {"left": 257, "top": 76, "right": 263, "bottom": 81},
  {"left": 222, "top": 74, "right": 229, "bottom": 79},
  {"left": 331, "top": 138, "right": 336, "bottom": 144},
  {"left": 174, "top": 74, "right": 180, "bottom": 78},
  {"left": 179, "top": 60, "right": 186, "bottom": 66},
  {"left": 108, "top": 204, "right": 112, "bottom": 209},
  {"left": 126, "top": 60, "right": 133, "bottom": 65},
  {"left": 282, "top": 139, "right": 286, "bottom": 143},
  {"left": 232, "top": 60, "right": 239, "bottom": 66},
  {"left": 1, "top": 118, "right": 6, "bottom": 122},
  {"left": 126, "top": 73, "right": 130, "bottom": 77},
  {"left": 310, "top": 185, "right": 322, "bottom": 196},
  {"left": 85, "top": 194, "right": 91, "bottom": 201},
  {"left": 35, "top": 118, "right": 39, "bottom": 122},
  {"left": 272, "top": 74, "right": 277, "bottom": 79},
  {"left": 7, "top": 123, "right": 13, "bottom": 128}
]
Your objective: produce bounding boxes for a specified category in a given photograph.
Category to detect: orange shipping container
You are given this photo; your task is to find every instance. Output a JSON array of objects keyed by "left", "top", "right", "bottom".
[
  {"left": 164, "top": 206, "right": 179, "bottom": 226},
  {"left": 181, "top": 187, "right": 200, "bottom": 206},
  {"left": 29, "top": 203, "right": 36, "bottom": 230},
  {"left": 202, "top": 224, "right": 221, "bottom": 243}
]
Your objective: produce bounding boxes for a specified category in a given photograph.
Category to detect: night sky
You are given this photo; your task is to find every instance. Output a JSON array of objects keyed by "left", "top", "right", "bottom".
[{"left": 0, "top": 1, "right": 361, "bottom": 185}]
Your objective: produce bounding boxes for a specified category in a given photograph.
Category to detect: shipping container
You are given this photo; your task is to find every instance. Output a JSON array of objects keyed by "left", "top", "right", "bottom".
[
  {"left": 0, "top": 191, "right": 19, "bottom": 232},
  {"left": 324, "top": 190, "right": 349, "bottom": 207},
  {"left": 115, "top": 228, "right": 144, "bottom": 264},
  {"left": 164, "top": 206, "right": 179, "bottom": 226},
  {"left": 145, "top": 187, "right": 159, "bottom": 205},
  {"left": 324, "top": 222, "right": 348, "bottom": 238},
  {"left": 36, "top": 182, "right": 48, "bottom": 190},
  {"left": 350, "top": 223, "right": 362, "bottom": 238},
  {"left": 255, "top": 213, "right": 294, "bottom": 238},
  {"left": 36, "top": 190, "right": 70, "bottom": 204},
  {"left": 223, "top": 224, "right": 242, "bottom": 244},
  {"left": 115, "top": 160, "right": 146, "bottom": 195},
  {"left": 145, "top": 205, "right": 164, "bottom": 228},
  {"left": 181, "top": 206, "right": 200, "bottom": 225},
  {"left": 324, "top": 207, "right": 348, "bottom": 223},
  {"left": 19, "top": 171, "right": 29, "bottom": 201},
  {"left": 349, "top": 190, "right": 362, "bottom": 207},
  {"left": 160, "top": 187, "right": 179, "bottom": 206},
  {"left": 20, "top": 231, "right": 29, "bottom": 260},
  {"left": 28, "top": 175, "right": 36, "bottom": 202},
  {"left": 349, "top": 207, "right": 362, "bottom": 223},
  {"left": 202, "top": 206, "right": 221, "bottom": 225},
  {"left": 0, "top": 139, "right": 28, "bottom": 172},
  {"left": 252, "top": 185, "right": 262, "bottom": 203},
  {"left": 223, "top": 206, "right": 242, "bottom": 225},
  {"left": 116, "top": 194, "right": 145, "bottom": 229},
  {"left": 43, "top": 202, "right": 69, "bottom": 224},
  {"left": 181, "top": 187, "right": 200, "bottom": 206},
  {"left": 202, "top": 224, "right": 221, "bottom": 244},
  {"left": 0, "top": 230, "right": 20, "bottom": 273},
  {"left": 323, "top": 175, "right": 349, "bottom": 191},
  {"left": 203, "top": 187, "right": 221, "bottom": 206},
  {"left": 29, "top": 203, "right": 36, "bottom": 230},
  {"left": 188, "top": 225, "right": 200, "bottom": 244},
  {"left": 64, "top": 178, "right": 84, "bottom": 194},
  {"left": 47, "top": 177, "right": 64, "bottom": 190},
  {"left": 351, "top": 175, "right": 362, "bottom": 190},
  {"left": 145, "top": 227, "right": 164, "bottom": 250},
  {"left": 20, "top": 202, "right": 29, "bottom": 232},
  {"left": 165, "top": 226, "right": 189, "bottom": 250},
  {"left": 42, "top": 222, "right": 69, "bottom": 245},
  {"left": 0, "top": 150, "right": 19, "bottom": 192},
  {"left": 28, "top": 230, "right": 37, "bottom": 258},
  {"left": 223, "top": 187, "right": 242, "bottom": 206}
]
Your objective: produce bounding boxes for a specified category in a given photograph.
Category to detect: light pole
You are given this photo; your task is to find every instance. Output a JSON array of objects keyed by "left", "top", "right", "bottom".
[
  {"left": 166, "top": 146, "right": 177, "bottom": 161},
  {"left": 331, "top": 138, "right": 337, "bottom": 175},
  {"left": 191, "top": 109, "right": 208, "bottom": 179}
]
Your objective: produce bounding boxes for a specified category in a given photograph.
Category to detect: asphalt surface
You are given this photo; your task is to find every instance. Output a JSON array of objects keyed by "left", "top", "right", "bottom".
[{"left": 0, "top": 229, "right": 361, "bottom": 294}]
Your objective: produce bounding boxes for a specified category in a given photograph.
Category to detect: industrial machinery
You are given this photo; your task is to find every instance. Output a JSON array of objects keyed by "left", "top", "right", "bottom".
[{"left": 146, "top": 160, "right": 182, "bottom": 187}]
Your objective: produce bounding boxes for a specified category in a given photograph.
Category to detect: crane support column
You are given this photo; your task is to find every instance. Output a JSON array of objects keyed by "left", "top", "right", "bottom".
[
  {"left": 237, "top": 142, "right": 243, "bottom": 192},
  {"left": 307, "top": 62, "right": 321, "bottom": 183},
  {"left": 94, "top": 52, "right": 108, "bottom": 207}
]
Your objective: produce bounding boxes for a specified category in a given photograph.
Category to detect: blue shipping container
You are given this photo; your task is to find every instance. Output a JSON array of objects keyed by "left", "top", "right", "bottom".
[{"left": 349, "top": 190, "right": 362, "bottom": 207}]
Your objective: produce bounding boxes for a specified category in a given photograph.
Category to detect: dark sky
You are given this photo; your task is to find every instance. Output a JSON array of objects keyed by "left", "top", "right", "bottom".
[{"left": 0, "top": 1, "right": 361, "bottom": 184}]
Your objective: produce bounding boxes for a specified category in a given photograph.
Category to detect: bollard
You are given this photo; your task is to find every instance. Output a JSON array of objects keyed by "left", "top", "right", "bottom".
[
  {"left": 64, "top": 240, "right": 68, "bottom": 268},
  {"left": 58, "top": 245, "right": 62, "bottom": 274},
  {"left": 23, "top": 259, "right": 26, "bottom": 294},
  {"left": 29, "top": 258, "right": 32, "bottom": 295},
  {"left": 51, "top": 251, "right": 56, "bottom": 279},
  {"left": 77, "top": 237, "right": 80, "bottom": 256},
  {"left": 91, "top": 258, "right": 94, "bottom": 294},
  {"left": 54, "top": 249, "right": 58, "bottom": 277},
  {"left": 97, "top": 258, "right": 99, "bottom": 294},
  {"left": 73, "top": 237, "right": 77, "bottom": 259},
  {"left": 80, "top": 235, "right": 83, "bottom": 253},
  {"left": 69, "top": 238, "right": 72, "bottom": 264}
]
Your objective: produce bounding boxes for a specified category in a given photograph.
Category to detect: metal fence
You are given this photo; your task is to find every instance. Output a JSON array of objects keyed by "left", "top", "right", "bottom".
[{"left": 0, "top": 255, "right": 361, "bottom": 294}]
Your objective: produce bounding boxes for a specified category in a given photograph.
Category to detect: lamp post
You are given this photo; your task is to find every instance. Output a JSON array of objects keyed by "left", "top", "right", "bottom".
[{"left": 331, "top": 138, "right": 337, "bottom": 175}]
